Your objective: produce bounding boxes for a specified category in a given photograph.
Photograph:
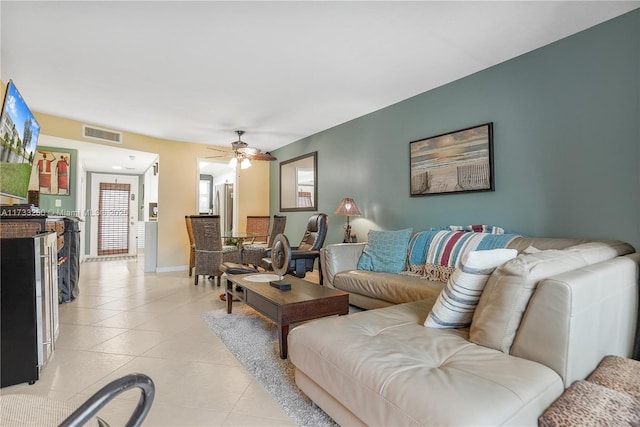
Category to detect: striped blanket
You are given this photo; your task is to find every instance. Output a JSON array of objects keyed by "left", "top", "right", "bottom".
[{"left": 404, "top": 230, "right": 520, "bottom": 282}]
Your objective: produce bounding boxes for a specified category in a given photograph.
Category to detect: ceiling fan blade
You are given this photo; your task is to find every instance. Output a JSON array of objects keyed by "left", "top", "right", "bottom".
[
  {"left": 247, "top": 152, "right": 277, "bottom": 161},
  {"left": 207, "top": 147, "right": 232, "bottom": 154}
]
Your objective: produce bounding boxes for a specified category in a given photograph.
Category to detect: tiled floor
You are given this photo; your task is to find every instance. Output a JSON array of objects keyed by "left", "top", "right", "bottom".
[{"left": 1, "top": 256, "right": 301, "bottom": 426}]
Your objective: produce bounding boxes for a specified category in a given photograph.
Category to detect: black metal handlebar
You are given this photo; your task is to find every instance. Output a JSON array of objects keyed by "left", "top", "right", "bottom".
[{"left": 59, "top": 373, "right": 155, "bottom": 427}]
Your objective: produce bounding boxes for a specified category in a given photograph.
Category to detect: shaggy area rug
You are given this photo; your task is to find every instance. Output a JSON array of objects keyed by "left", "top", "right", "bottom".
[{"left": 201, "top": 306, "right": 339, "bottom": 427}]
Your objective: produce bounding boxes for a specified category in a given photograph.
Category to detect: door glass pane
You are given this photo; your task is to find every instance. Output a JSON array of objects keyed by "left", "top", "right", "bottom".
[{"left": 199, "top": 179, "right": 211, "bottom": 214}]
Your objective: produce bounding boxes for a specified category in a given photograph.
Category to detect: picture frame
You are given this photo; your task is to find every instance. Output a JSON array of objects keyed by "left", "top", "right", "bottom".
[
  {"left": 28, "top": 150, "right": 72, "bottom": 196},
  {"left": 280, "top": 152, "right": 317, "bottom": 212},
  {"left": 409, "top": 122, "right": 494, "bottom": 197}
]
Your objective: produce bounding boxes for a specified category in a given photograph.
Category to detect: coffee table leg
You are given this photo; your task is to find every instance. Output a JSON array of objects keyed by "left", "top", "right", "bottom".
[
  {"left": 278, "top": 324, "right": 289, "bottom": 359},
  {"left": 226, "top": 280, "right": 233, "bottom": 314}
]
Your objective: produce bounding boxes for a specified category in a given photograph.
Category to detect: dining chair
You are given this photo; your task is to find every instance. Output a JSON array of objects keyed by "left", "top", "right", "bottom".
[
  {"left": 184, "top": 216, "right": 196, "bottom": 276},
  {"left": 241, "top": 215, "right": 287, "bottom": 268},
  {"left": 190, "top": 215, "right": 240, "bottom": 285},
  {"left": 244, "top": 215, "right": 270, "bottom": 245}
]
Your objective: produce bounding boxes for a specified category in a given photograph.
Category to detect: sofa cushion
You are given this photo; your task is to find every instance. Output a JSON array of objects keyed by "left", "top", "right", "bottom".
[
  {"left": 333, "top": 270, "right": 444, "bottom": 305},
  {"left": 565, "top": 241, "right": 636, "bottom": 263},
  {"left": 425, "top": 248, "right": 518, "bottom": 328},
  {"left": 505, "top": 237, "right": 635, "bottom": 254},
  {"left": 470, "top": 243, "right": 624, "bottom": 354},
  {"left": 357, "top": 228, "right": 412, "bottom": 273},
  {"left": 289, "top": 300, "right": 564, "bottom": 427}
]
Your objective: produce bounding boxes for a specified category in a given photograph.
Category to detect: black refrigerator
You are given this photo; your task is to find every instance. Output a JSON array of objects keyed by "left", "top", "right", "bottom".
[{"left": 1, "top": 231, "right": 59, "bottom": 387}]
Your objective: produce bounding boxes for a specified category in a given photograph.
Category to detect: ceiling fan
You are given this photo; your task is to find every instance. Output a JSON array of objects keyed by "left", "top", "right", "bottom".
[{"left": 207, "top": 130, "right": 277, "bottom": 169}]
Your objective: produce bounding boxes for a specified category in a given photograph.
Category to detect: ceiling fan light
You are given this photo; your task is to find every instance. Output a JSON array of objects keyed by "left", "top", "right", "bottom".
[
  {"left": 228, "top": 157, "right": 238, "bottom": 169},
  {"left": 240, "top": 158, "right": 252, "bottom": 169}
]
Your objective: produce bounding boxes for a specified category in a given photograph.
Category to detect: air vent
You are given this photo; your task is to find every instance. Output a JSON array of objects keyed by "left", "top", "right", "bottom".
[{"left": 83, "top": 125, "right": 123, "bottom": 144}]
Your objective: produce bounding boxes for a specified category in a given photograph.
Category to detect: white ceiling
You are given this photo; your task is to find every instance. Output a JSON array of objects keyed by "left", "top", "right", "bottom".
[{"left": 1, "top": 1, "right": 638, "bottom": 173}]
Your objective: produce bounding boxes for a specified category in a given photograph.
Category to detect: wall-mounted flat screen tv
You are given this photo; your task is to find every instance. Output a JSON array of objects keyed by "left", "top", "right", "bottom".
[{"left": 0, "top": 80, "right": 40, "bottom": 200}]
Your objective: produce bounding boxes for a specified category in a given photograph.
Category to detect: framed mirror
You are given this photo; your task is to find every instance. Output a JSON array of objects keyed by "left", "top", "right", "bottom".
[{"left": 280, "top": 152, "right": 317, "bottom": 212}]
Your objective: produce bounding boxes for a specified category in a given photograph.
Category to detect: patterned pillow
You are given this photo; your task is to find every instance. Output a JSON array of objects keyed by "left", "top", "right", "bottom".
[
  {"left": 405, "top": 230, "right": 520, "bottom": 283},
  {"left": 357, "top": 228, "right": 413, "bottom": 273},
  {"left": 587, "top": 355, "right": 640, "bottom": 398},
  {"left": 538, "top": 380, "right": 640, "bottom": 427},
  {"left": 425, "top": 249, "right": 518, "bottom": 328}
]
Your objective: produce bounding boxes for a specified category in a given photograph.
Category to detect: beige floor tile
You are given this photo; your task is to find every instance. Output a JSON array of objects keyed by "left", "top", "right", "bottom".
[
  {"left": 127, "top": 300, "right": 188, "bottom": 314},
  {"left": 142, "top": 402, "right": 228, "bottom": 426},
  {"left": 94, "top": 310, "right": 162, "bottom": 329},
  {"left": 64, "top": 294, "right": 120, "bottom": 309},
  {"left": 26, "top": 350, "right": 135, "bottom": 394},
  {"left": 89, "top": 329, "right": 170, "bottom": 356},
  {"left": 79, "top": 357, "right": 254, "bottom": 412},
  {"left": 222, "top": 412, "right": 297, "bottom": 427},
  {"left": 55, "top": 324, "right": 128, "bottom": 351},
  {"left": 0, "top": 386, "right": 76, "bottom": 402},
  {"left": 93, "top": 298, "right": 150, "bottom": 311},
  {"left": 153, "top": 362, "right": 254, "bottom": 412},
  {"left": 134, "top": 312, "right": 205, "bottom": 334},
  {"left": 58, "top": 306, "right": 123, "bottom": 326},
  {"left": 233, "top": 382, "right": 293, "bottom": 421},
  {"left": 142, "top": 331, "right": 236, "bottom": 364}
]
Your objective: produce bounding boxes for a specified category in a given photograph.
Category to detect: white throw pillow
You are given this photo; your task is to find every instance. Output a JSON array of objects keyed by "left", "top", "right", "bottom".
[{"left": 425, "top": 249, "right": 518, "bottom": 329}]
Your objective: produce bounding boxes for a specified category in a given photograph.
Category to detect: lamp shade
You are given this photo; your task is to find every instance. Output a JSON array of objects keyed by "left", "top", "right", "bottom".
[
  {"left": 334, "top": 197, "right": 361, "bottom": 216},
  {"left": 240, "top": 158, "right": 252, "bottom": 169}
]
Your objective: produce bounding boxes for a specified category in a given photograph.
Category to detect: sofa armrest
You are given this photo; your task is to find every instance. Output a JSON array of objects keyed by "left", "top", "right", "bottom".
[
  {"left": 320, "top": 243, "right": 366, "bottom": 288},
  {"left": 511, "top": 253, "right": 640, "bottom": 387}
]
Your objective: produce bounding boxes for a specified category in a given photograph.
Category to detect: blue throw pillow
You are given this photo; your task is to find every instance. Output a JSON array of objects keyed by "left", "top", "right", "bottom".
[{"left": 357, "top": 228, "right": 413, "bottom": 273}]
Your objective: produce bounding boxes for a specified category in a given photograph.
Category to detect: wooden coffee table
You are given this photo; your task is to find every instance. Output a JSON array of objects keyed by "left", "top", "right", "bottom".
[{"left": 225, "top": 273, "right": 349, "bottom": 359}]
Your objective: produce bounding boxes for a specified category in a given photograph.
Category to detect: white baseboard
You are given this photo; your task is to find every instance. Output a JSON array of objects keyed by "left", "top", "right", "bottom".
[{"left": 155, "top": 265, "right": 189, "bottom": 273}]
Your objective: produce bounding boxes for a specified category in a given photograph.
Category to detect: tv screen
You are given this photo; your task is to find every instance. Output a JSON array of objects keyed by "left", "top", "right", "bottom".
[{"left": 0, "top": 80, "right": 40, "bottom": 200}]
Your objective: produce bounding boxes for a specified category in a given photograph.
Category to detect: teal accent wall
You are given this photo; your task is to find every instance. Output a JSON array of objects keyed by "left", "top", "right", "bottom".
[
  {"left": 33, "top": 145, "right": 77, "bottom": 214},
  {"left": 270, "top": 10, "right": 640, "bottom": 249}
]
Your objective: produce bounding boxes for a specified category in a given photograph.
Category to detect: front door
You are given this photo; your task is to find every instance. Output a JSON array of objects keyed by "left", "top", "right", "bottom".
[{"left": 90, "top": 173, "right": 138, "bottom": 257}]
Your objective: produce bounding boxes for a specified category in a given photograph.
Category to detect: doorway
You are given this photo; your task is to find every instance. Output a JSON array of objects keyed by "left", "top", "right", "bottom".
[
  {"left": 198, "top": 159, "right": 236, "bottom": 233},
  {"left": 90, "top": 173, "right": 139, "bottom": 257}
]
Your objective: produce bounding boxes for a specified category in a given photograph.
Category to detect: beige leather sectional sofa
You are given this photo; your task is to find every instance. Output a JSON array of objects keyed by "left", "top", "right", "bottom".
[{"left": 289, "top": 236, "right": 639, "bottom": 426}]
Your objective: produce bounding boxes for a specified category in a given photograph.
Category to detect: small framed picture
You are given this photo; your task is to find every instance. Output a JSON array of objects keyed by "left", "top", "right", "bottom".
[
  {"left": 29, "top": 150, "right": 71, "bottom": 196},
  {"left": 410, "top": 122, "right": 494, "bottom": 196}
]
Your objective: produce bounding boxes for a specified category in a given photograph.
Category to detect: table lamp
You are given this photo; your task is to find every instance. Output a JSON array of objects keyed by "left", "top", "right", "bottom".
[{"left": 334, "top": 197, "right": 361, "bottom": 243}]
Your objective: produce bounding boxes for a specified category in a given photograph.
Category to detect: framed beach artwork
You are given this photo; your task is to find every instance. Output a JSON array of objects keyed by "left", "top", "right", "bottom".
[
  {"left": 409, "top": 123, "right": 494, "bottom": 197},
  {"left": 28, "top": 150, "right": 71, "bottom": 195}
]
